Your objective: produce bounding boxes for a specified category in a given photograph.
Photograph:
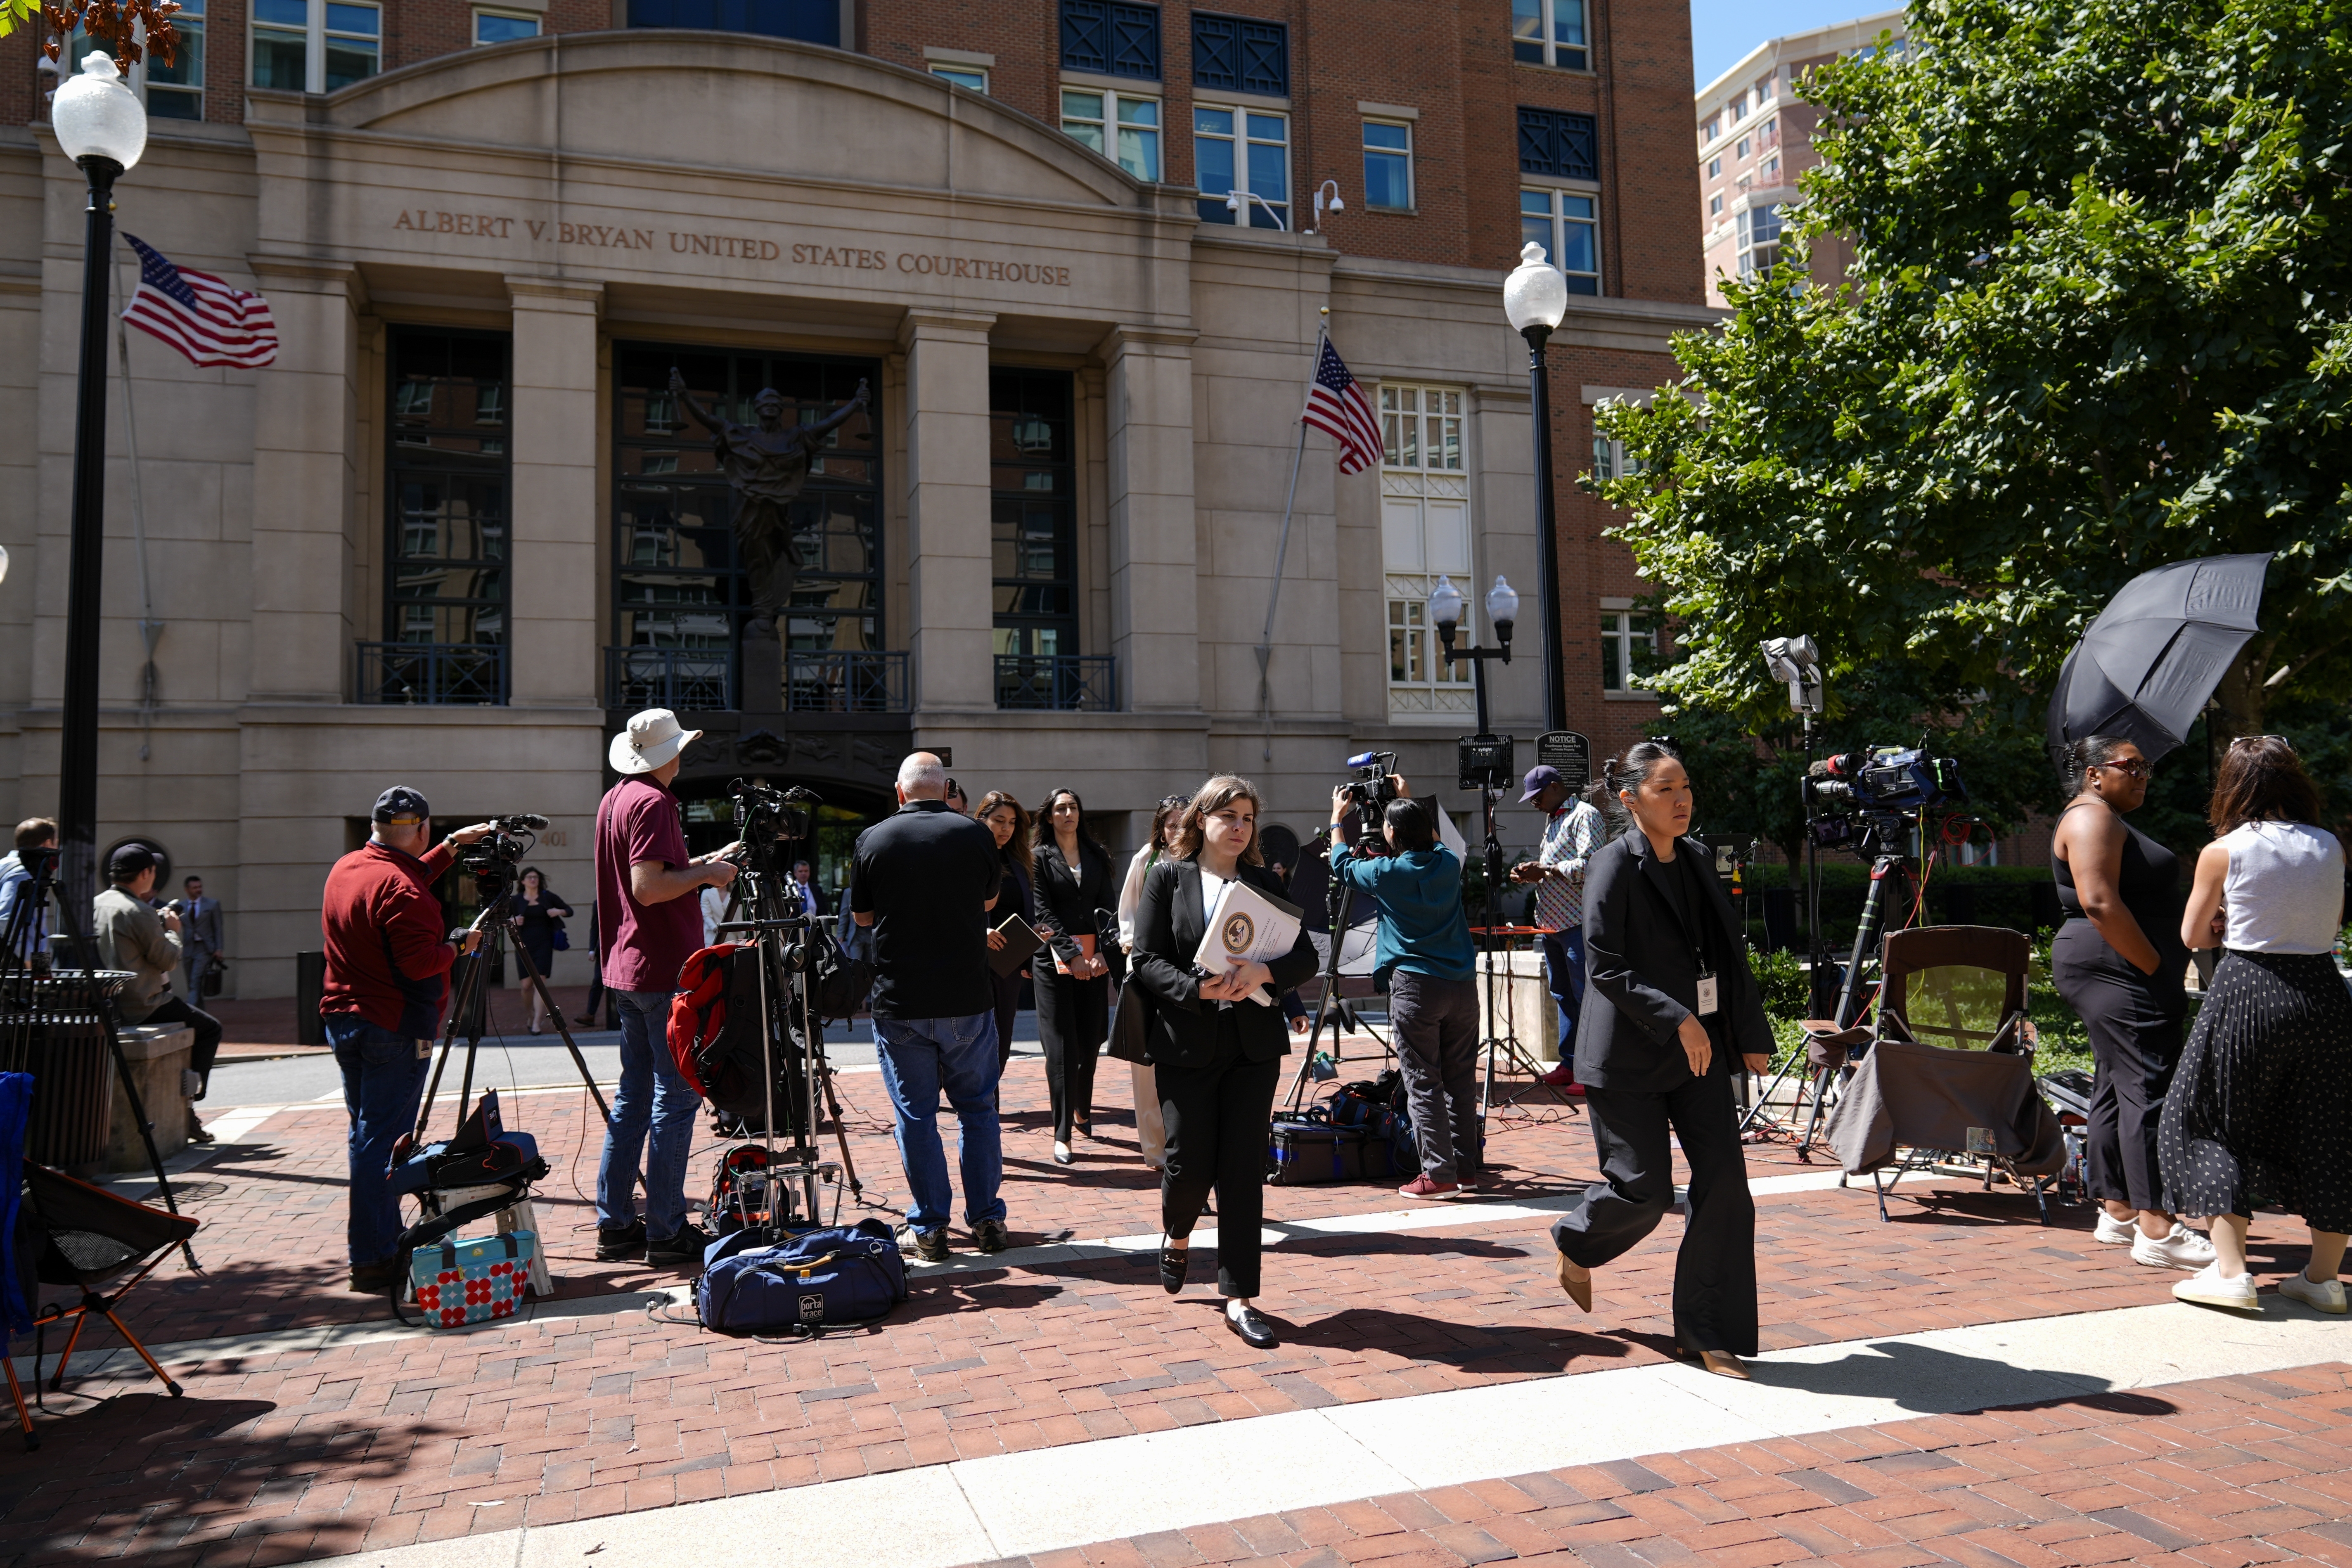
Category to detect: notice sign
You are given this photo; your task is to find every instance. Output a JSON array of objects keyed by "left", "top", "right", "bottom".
[{"left": 1535, "top": 730, "right": 1592, "bottom": 793}]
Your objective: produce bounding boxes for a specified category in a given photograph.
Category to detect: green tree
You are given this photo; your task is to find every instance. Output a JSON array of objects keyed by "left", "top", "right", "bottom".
[{"left": 1597, "top": 0, "right": 2352, "bottom": 807}]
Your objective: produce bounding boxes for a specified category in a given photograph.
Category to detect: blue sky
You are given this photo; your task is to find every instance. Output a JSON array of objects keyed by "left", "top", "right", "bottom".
[{"left": 1689, "top": 0, "right": 1898, "bottom": 86}]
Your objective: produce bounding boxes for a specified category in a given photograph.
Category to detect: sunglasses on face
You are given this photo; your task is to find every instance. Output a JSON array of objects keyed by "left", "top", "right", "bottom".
[
  {"left": 2096, "top": 758, "right": 2151, "bottom": 779},
  {"left": 1160, "top": 795, "right": 1190, "bottom": 809}
]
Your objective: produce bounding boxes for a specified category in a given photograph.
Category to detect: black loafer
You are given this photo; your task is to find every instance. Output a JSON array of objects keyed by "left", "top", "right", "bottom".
[
  {"left": 1225, "top": 1302, "right": 1278, "bottom": 1349},
  {"left": 1158, "top": 1244, "right": 1190, "bottom": 1294}
]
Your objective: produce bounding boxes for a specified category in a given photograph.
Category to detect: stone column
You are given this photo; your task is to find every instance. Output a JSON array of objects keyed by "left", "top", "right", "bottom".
[
  {"left": 898, "top": 308, "right": 996, "bottom": 712},
  {"left": 247, "top": 261, "right": 362, "bottom": 702},
  {"left": 506, "top": 278, "right": 604, "bottom": 709},
  {"left": 1101, "top": 326, "right": 1200, "bottom": 713}
]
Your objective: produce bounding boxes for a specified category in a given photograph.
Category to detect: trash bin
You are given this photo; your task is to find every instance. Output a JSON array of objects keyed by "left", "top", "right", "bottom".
[{"left": 296, "top": 950, "right": 326, "bottom": 1045}]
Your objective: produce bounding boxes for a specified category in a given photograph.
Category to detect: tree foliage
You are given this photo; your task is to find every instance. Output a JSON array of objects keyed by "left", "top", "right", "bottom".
[
  {"left": 5, "top": 0, "right": 181, "bottom": 72},
  {"left": 1597, "top": 0, "right": 2352, "bottom": 834}
]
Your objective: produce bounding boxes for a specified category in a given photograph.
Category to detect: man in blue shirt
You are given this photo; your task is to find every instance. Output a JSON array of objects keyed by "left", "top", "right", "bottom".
[{"left": 1329, "top": 782, "right": 1483, "bottom": 1199}]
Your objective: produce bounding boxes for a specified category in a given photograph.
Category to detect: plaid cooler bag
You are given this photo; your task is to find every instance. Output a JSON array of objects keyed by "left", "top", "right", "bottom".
[{"left": 407, "top": 1232, "right": 536, "bottom": 1329}]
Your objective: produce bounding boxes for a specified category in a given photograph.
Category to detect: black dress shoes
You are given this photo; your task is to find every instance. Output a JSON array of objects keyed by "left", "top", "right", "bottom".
[
  {"left": 1225, "top": 1301, "right": 1278, "bottom": 1349},
  {"left": 1158, "top": 1243, "right": 1190, "bottom": 1294}
]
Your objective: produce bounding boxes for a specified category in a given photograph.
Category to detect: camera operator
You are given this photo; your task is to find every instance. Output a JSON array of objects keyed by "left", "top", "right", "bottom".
[
  {"left": 595, "top": 709, "right": 740, "bottom": 1269},
  {"left": 1511, "top": 765, "right": 1607, "bottom": 1090},
  {"left": 95, "top": 844, "right": 227, "bottom": 1146},
  {"left": 319, "top": 788, "right": 496, "bottom": 1294},
  {"left": 0, "top": 817, "right": 55, "bottom": 966},
  {"left": 1326, "top": 778, "right": 1486, "bottom": 1199}
]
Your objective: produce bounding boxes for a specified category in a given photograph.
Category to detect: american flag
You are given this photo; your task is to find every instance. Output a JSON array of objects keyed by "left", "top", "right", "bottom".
[
  {"left": 1301, "top": 336, "right": 1383, "bottom": 474},
  {"left": 121, "top": 234, "right": 279, "bottom": 369}
]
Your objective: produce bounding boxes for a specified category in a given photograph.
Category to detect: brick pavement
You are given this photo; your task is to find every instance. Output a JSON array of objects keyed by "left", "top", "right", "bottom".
[
  {"left": 1, "top": 1057, "right": 2335, "bottom": 1567},
  {"left": 951, "top": 1362, "right": 2352, "bottom": 1568}
]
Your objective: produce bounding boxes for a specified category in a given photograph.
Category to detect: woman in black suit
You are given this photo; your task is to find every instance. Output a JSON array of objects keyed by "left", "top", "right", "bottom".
[
  {"left": 1033, "top": 788, "right": 1117, "bottom": 1165},
  {"left": 977, "top": 790, "right": 1035, "bottom": 1078},
  {"left": 1549, "top": 741, "right": 1774, "bottom": 1379},
  {"left": 1130, "top": 775, "right": 1319, "bottom": 1350}
]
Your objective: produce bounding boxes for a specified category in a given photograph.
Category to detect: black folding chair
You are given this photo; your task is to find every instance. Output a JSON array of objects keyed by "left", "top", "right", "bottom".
[{"left": 20, "top": 1163, "right": 200, "bottom": 1430}]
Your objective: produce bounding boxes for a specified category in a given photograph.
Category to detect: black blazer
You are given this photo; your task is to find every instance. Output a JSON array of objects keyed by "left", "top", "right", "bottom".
[
  {"left": 1129, "top": 856, "right": 1319, "bottom": 1070},
  {"left": 1575, "top": 831, "right": 1773, "bottom": 1093},
  {"left": 1033, "top": 836, "right": 1116, "bottom": 974}
]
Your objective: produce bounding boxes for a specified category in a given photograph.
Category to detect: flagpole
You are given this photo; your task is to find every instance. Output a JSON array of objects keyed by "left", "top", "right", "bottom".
[
  {"left": 1256, "top": 306, "right": 1330, "bottom": 766},
  {"left": 114, "top": 235, "right": 162, "bottom": 762}
]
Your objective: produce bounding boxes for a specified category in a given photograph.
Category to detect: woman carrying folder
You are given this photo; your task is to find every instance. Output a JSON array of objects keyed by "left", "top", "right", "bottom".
[
  {"left": 978, "top": 791, "right": 1036, "bottom": 1076},
  {"left": 1034, "top": 789, "right": 1116, "bottom": 1165},
  {"left": 1129, "top": 775, "right": 1319, "bottom": 1349}
]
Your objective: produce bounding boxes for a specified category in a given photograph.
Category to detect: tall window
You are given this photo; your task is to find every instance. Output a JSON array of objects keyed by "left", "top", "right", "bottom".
[
  {"left": 930, "top": 62, "right": 988, "bottom": 91},
  {"left": 1601, "top": 606, "right": 1657, "bottom": 694},
  {"left": 990, "top": 368, "right": 1078, "bottom": 665},
  {"left": 1755, "top": 73, "right": 1776, "bottom": 104},
  {"left": 612, "top": 346, "right": 882, "bottom": 701},
  {"left": 1191, "top": 12, "right": 1285, "bottom": 94},
  {"left": 1589, "top": 436, "right": 1642, "bottom": 482},
  {"left": 1061, "top": 0, "right": 1160, "bottom": 78},
  {"left": 474, "top": 9, "right": 538, "bottom": 43},
  {"left": 1509, "top": 0, "right": 1586, "bottom": 69},
  {"left": 251, "top": 0, "right": 378, "bottom": 92},
  {"left": 1737, "top": 204, "right": 1783, "bottom": 277},
  {"left": 1520, "top": 188, "right": 1599, "bottom": 294},
  {"left": 1362, "top": 120, "right": 1412, "bottom": 210},
  {"left": 1195, "top": 106, "right": 1287, "bottom": 226},
  {"left": 1705, "top": 155, "right": 1720, "bottom": 178},
  {"left": 146, "top": 0, "right": 204, "bottom": 118},
  {"left": 388, "top": 329, "right": 509, "bottom": 653},
  {"left": 1063, "top": 88, "right": 1161, "bottom": 180},
  {"left": 1758, "top": 116, "right": 1779, "bottom": 151},
  {"left": 1380, "top": 385, "right": 1473, "bottom": 718}
]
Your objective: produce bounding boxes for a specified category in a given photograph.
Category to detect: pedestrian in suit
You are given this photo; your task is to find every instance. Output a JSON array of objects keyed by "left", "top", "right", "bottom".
[
  {"left": 1033, "top": 788, "right": 1116, "bottom": 1165},
  {"left": 790, "top": 860, "right": 833, "bottom": 918},
  {"left": 1549, "top": 741, "right": 1773, "bottom": 1379},
  {"left": 976, "top": 792, "right": 1035, "bottom": 1076},
  {"left": 1128, "top": 775, "right": 1319, "bottom": 1350},
  {"left": 173, "top": 875, "right": 225, "bottom": 1001}
]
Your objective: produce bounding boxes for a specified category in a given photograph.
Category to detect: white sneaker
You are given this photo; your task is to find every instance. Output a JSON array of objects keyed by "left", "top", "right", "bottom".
[
  {"left": 2132, "top": 1224, "right": 2217, "bottom": 1271},
  {"left": 2278, "top": 1270, "right": 2348, "bottom": 1315},
  {"left": 2093, "top": 1210, "right": 2137, "bottom": 1245},
  {"left": 2174, "top": 1262, "right": 2260, "bottom": 1313}
]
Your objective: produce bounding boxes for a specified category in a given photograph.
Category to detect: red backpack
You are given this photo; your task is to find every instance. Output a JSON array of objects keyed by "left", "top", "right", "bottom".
[{"left": 668, "top": 942, "right": 754, "bottom": 1101}]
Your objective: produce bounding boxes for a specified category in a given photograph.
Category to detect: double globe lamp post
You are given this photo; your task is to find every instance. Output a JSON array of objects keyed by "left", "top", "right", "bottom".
[{"left": 48, "top": 51, "right": 149, "bottom": 915}]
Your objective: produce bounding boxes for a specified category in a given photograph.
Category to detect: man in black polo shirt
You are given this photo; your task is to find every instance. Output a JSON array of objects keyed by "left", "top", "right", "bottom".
[{"left": 851, "top": 751, "right": 1008, "bottom": 1260}]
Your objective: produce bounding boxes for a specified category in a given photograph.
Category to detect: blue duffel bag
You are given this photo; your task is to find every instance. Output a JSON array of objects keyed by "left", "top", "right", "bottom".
[{"left": 694, "top": 1218, "right": 908, "bottom": 1336}]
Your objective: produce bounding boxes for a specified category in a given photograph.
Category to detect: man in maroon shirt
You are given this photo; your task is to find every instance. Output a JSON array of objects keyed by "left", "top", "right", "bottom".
[
  {"left": 594, "top": 709, "right": 739, "bottom": 1267},
  {"left": 319, "top": 786, "right": 494, "bottom": 1293}
]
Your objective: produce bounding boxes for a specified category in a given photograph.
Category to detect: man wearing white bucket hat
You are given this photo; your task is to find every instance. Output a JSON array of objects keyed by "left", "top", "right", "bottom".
[{"left": 593, "top": 708, "right": 741, "bottom": 1268}]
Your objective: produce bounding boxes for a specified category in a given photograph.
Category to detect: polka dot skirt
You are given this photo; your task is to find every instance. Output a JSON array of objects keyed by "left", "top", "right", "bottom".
[{"left": 2159, "top": 948, "right": 2352, "bottom": 1233}]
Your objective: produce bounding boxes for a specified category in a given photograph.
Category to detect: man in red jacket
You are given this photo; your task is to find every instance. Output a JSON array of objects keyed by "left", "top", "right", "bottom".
[{"left": 320, "top": 786, "right": 493, "bottom": 1293}]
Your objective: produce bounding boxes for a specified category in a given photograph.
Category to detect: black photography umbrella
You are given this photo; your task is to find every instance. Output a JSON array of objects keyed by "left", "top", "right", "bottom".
[{"left": 2046, "top": 552, "right": 2272, "bottom": 766}]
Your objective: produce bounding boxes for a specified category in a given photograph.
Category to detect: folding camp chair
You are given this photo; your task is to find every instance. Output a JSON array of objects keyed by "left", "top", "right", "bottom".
[
  {"left": 1819, "top": 925, "right": 2066, "bottom": 1222},
  {"left": 19, "top": 1162, "right": 201, "bottom": 1424}
]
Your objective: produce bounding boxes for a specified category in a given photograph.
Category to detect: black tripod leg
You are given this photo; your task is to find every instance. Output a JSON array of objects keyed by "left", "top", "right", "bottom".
[
  {"left": 510, "top": 940, "right": 612, "bottom": 1125},
  {"left": 101, "top": 1018, "right": 199, "bottom": 1270},
  {"left": 817, "top": 1063, "right": 864, "bottom": 1196}
]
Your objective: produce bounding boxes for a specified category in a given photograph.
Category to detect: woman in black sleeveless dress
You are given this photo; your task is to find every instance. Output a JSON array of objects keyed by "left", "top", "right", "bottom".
[
  {"left": 509, "top": 866, "right": 574, "bottom": 1035},
  {"left": 2050, "top": 737, "right": 2212, "bottom": 1270}
]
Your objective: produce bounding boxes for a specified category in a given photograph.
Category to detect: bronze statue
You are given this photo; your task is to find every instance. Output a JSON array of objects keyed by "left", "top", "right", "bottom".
[{"left": 667, "top": 368, "right": 870, "bottom": 636}]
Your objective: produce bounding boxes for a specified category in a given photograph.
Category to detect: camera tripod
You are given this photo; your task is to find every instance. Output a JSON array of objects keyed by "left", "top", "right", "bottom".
[
  {"left": 1282, "top": 839, "right": 1392, "bottom": 1113},
  {"left": 1472, "top": 782, "right": 1573, "bottom": 1118},
  {"left": 413, "top": 897, "right": 613, "bottom": 1142},
  {"left": 0, "top": 849, "right": 197, "bottom": 1269}
]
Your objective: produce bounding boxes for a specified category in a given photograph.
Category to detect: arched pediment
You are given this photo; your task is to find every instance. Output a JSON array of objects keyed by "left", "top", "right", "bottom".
[{"left": 314, "top": 30, "right": 1159, "bottom": 213}]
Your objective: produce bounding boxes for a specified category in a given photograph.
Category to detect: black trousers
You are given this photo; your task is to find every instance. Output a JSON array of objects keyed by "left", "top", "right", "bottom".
[
  {"left": 1550, "top": 1071, "right": 1757, "bottom": 1356},
  {"left": 2055, "top": 927, "right": 2183, "bottom": 1213},
  {"left": 1036, "top": 969, "right": 1107, "bottom": 1140},
  {"left": 141, "top": 995, "right": 223, "bottom": 1094},
  {"left": 990, "top": 969, "right": 1023, "bottom": 1075},
  {"left": 1159, "top": 1045, "right": 1280, "bottom": 1298},
  {"left": 1389, "top": 971, "right": 1483, "bottom": 1181}
]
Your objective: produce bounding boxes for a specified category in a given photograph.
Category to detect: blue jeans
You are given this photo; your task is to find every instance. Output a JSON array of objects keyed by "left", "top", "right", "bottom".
[
  {"left": 872, "top": 1011, "right": 1005, "bottom": 1232},
  {"left": 325, "top": 1013, "right": 431, "bottom": 1269},
  {"left": 1542, "top": 927, "right": 1586, "bottom": 1060},
  {"left": 596, "top": 988, "right": 701, "bottom": 1239}
]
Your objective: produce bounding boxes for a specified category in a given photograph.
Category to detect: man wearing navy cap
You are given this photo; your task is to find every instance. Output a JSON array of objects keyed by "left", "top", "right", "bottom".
[
  {"left": 319, "top": 787, "right": 495, "bottom": 1293},
  {"left": 1510, "top": 765, "right": 1607, "bottom": 1090}
]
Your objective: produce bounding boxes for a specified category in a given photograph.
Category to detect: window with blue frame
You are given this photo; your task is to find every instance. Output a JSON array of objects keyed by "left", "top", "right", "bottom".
[
  {"left": 1194, "top": 106, "right": 1288, "bottom": 226},
  {"left": 625, "top": 0, "right": 837, "bottom": 44},
  {"left": 1362, "top": 119, "right": 1413, "bottom": 210},
  {"left": 1061, "top": 0, "right": 1160, "bottom": 79},
  {"left": 1520, "top": 187, "right": 1600, "bottom": 294},
  {"left": 1191, "top": 13, "right": 1286, "bottom": 95},
  {"left": 1517, "top": 106, "right": 1597, "bottom": 180}
]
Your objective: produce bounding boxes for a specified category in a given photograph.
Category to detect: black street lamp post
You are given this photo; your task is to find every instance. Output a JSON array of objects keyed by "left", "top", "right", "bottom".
[
  {"left": 49, "top": 51, "right": 148, "bottom": 917},
  {"left": 1504, "top": 242, "right": 1570, "bottom": 733}
]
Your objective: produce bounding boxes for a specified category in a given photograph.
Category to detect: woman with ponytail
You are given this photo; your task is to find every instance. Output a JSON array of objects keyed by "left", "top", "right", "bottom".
[
  {"left": 2049, "top": 736, "right": 2213, "bottom": 1272},
  {"left": 1547, "top": 741, "right": 1774, "bottom": 1379}
]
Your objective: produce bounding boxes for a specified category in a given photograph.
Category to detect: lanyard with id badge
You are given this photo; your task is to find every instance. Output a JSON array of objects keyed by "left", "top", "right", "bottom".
[{"left": 1657, "top": 853, "right": 1720, "bottom": 1022}]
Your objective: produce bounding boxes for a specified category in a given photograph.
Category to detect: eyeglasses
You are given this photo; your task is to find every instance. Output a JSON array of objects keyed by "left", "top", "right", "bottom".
[
  {"left": 2228, "top": 734, "right": 2290, "bottom": 750},
  {"left": 2095, "top": 758, "right": 2151, "bottom": 779},
  {"left": 1159, "top": 795, "right": 1190, "bottom": 809}
]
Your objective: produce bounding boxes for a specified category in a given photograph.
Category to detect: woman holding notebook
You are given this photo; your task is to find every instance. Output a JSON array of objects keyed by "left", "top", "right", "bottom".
[
  {"left": 1128, "top": 775, "right": 1320, "bottom": 1350},
  {"left": 1034, "top": 789, "right": 1117, "bottom": 1165}
]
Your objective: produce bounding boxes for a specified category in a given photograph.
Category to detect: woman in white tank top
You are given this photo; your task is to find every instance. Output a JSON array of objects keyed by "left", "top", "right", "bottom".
[{"left": 2160, "top": 737, "right": 2350, "bottom": 1316}]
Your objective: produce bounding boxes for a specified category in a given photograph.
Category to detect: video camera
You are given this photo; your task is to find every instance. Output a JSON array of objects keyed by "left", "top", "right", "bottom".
[
  {"left": 1805, "top": 746, "right": 1966, "bottom": 852},
  {"left": 726, "top": 778, "right": 821, "bottom": 884},
  {"left": 453, "top": 813, "right": 548, "bottom": 894},
  {"left": 1337, "top": 751, "right": 1401, "bottom": 818}
]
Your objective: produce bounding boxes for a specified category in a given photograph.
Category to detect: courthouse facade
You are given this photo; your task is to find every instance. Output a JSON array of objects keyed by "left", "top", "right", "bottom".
[{"left": 0, "top": 0, "right": 1710, "bottom": 996}]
